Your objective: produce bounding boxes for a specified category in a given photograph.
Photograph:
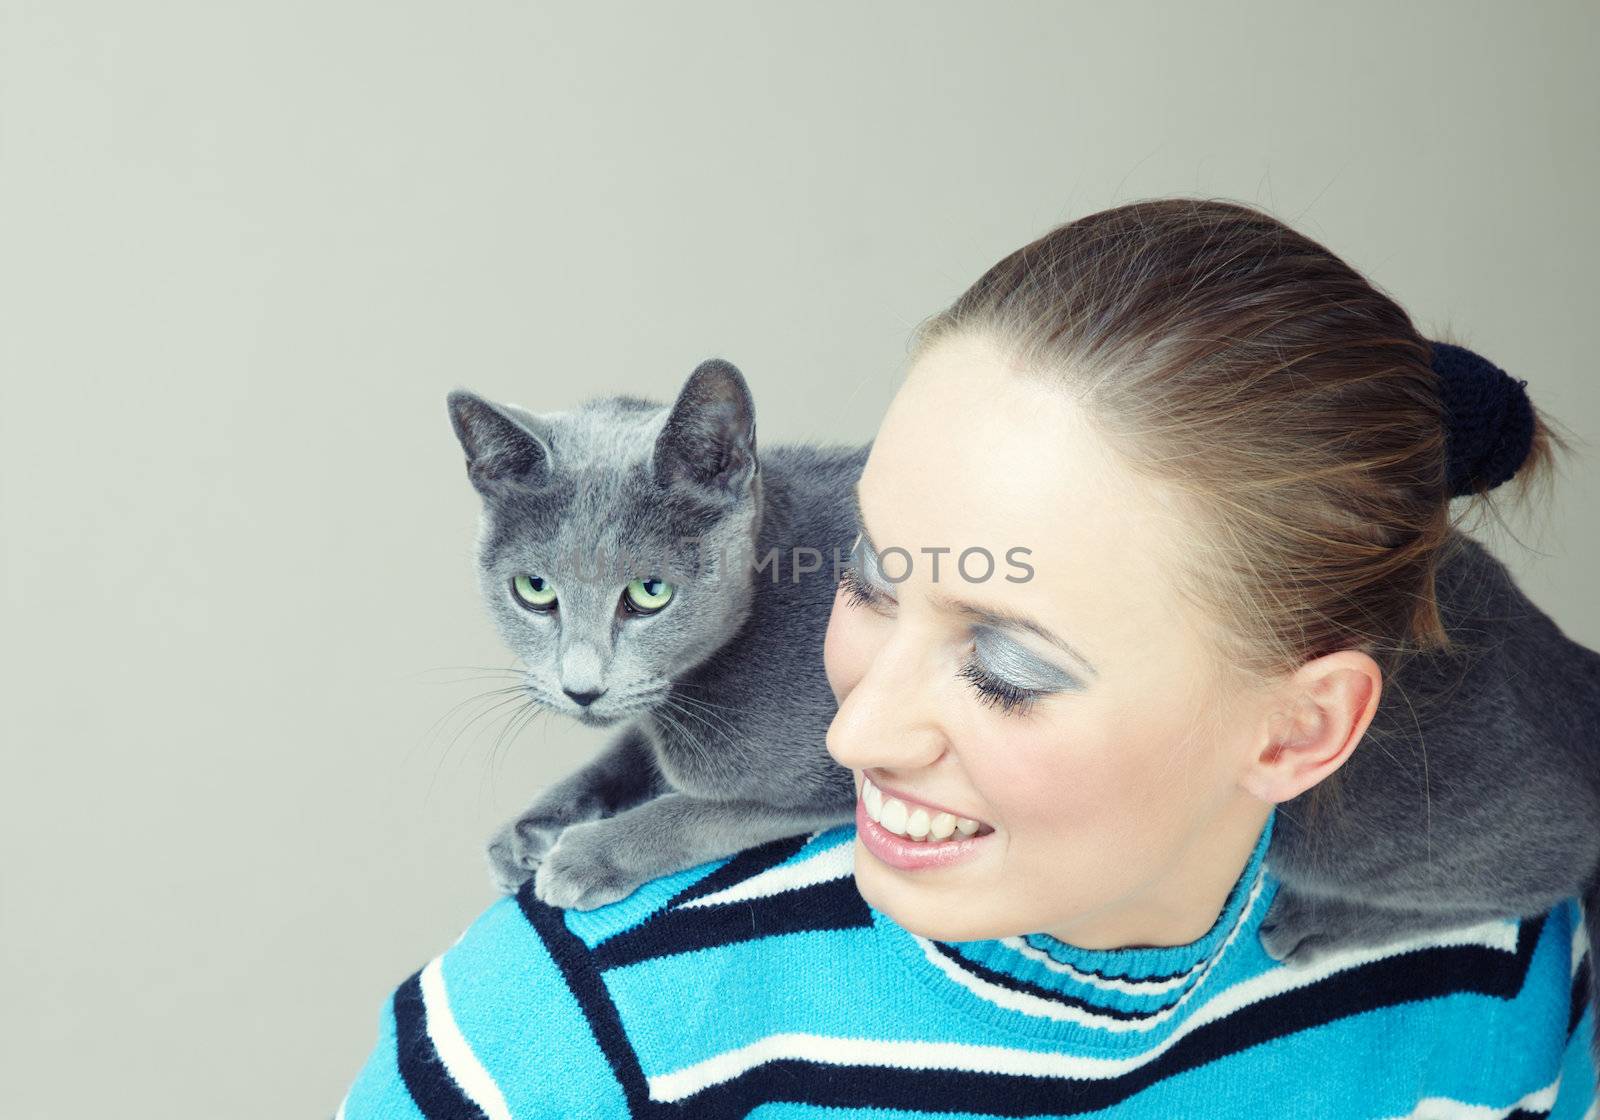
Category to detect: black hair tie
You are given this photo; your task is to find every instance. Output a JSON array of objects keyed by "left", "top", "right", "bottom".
[{"left": 1428, "top": 341, "right": 1535, "bottom": 498}]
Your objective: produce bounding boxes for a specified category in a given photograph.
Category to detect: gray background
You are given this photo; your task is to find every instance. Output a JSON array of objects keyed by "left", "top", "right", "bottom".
[{"left": 2, "top": 2, "right": 1596, "bottom": 1115}]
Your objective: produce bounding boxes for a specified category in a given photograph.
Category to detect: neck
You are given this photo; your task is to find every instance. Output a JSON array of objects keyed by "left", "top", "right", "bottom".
[{"left": 1037, "top": 796, "right": 1273, "bottom": 951}]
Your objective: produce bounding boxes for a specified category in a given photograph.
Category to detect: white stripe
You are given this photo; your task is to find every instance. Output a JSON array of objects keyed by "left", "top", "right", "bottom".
[
  {"left": 419, "top": 955, "right": 514, "bottom": 1120},
  {"left": 1573, "top": 903, "right": 1589, "bottom": 977},
  {"left": 677, "top": 838, "right": 853, "bottom": 909},
  {"left": 334, "top": 1098, "right": 347, "bottom": 1120},
  {"left": 1178, "top": 915, "right": 1519, "bottom": 1039},
  {"left": 647, "top": 1032, "right": 1141, "bottom": 1101},
  {"left": 646, "top": 900, "right": 1526, "bottom": 1099},
  {"left": 1372, "top": 1074, "right": 1560, "bottom": 1118}
]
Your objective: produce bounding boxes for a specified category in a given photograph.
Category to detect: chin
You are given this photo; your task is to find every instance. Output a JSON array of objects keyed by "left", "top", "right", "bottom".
[
  {"left": 851, "top": 840, "right": 1008, "bottom": 943},
  {"left": 575, "top": 707, "right": 625, "bottom": 727}
]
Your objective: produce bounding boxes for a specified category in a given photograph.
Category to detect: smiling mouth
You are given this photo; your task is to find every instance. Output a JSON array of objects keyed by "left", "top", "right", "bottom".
[{"left": 859, "top": 776, "right": 994, "bottom": 841}]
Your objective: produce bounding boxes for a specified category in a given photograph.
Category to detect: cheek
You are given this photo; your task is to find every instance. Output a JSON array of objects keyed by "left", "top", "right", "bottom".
[
  {"left": 987, "top": 698, "right": 1223, "bottom": 856},
  {"left": 974, "top": 714, "right": 1153, "bottom": 835}
]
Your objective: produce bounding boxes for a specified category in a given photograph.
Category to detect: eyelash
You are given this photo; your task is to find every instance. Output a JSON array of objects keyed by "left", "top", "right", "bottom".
[
  {"left": 837, "top": 564, "right": 1043, "bottom": 717},
  {"left": 836, "top": 563, "right": 877, "bottom": 610},
  {"left": 957, "top": 659, "right": 1042, "bottom": 717}
]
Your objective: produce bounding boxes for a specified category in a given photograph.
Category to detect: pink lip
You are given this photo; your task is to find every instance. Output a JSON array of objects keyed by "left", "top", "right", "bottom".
[
  {"left": 865, "top": 774, "right": 993, "bottom": 832},
  {"left": 855, "top": 794, "right": 997, "bottom": 871}
]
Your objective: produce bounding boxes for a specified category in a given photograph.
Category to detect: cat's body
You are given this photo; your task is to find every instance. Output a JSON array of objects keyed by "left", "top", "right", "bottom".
[
  {"left": 448, "top": 360, "right": 864, "bottom": 910},
  {"left": 447, "top": 357, "right": 1600, "bottom": 1058}
]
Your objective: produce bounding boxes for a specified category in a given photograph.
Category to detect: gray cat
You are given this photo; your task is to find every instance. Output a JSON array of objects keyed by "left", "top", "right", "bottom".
[{"left": 446, "top": 358, "right": 865, "bottom": 911}]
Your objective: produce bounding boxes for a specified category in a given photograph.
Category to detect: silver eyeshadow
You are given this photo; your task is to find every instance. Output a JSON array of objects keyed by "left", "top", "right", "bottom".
[
  {"left": 971, "top": 627, "right": 1081, "bottom": 693},
  {"left": 852, "top": 535, "right": 1082, "bottom": 694}
]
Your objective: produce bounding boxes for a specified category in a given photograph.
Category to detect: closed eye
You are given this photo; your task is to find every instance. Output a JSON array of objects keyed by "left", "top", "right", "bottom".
[
  {"left": 837, "top": 563, "right": 885, "bottom": 610},
  {"left": 837, "top": 554, "right": 1075, "bottom": 719},
  {"left": 957, "top": 658, "right": 1044, "bottom": 716}
]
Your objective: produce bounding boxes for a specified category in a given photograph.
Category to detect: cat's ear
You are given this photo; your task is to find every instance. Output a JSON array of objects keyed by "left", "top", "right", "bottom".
[
  {"left": 652, "top": 358, "right": 758, "bottom": 500},
  {"left": 447, "top": 389, "right": 554, "bottom": 500}
]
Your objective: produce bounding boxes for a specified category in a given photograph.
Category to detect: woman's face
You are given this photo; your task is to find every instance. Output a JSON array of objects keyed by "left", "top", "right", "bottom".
[{"left": 823, "top": 332, "right": 1277, "bottom": 946}]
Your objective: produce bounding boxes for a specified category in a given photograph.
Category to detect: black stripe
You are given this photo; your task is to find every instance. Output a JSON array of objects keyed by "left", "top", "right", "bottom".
[
  {"left": 592, "top": 873, "right": 872, "bottom": 972},
  {"left": 1569, "top": 952, "right": 1591, "bottom": 1039},
  {"left": 676, "top": 913, "right": 1549, "bottom": 1117},
  {"left": 663, "top": 832, "right": 814, "bottom": 908},
  {"left": 517, "top": 881, "right": 655, "bottom": 1116},
  {"left": 392, "top": 970, "right": 489, "bottom": 1120}
]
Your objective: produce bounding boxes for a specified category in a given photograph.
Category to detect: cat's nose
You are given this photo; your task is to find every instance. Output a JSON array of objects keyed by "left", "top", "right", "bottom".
[{"left": 563, "top": 687, "right": 606, "bottom": 707}]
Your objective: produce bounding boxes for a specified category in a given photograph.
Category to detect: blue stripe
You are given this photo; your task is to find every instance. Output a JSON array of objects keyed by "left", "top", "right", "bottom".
[
  {"left": 517, "top": 881, "right": 657, "bottom": 1116},
  {"left": 1552, "top": 1000, "right": 1598, "bottom": 1119}
]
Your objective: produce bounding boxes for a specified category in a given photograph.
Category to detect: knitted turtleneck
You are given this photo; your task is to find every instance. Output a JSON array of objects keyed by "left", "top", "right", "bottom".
[
  {"left": 338, "top": 807, "right": 1593, "bottom": 1118},
  {"left": 876, "top": 808, "right": 1276, "bottom": 1057}
]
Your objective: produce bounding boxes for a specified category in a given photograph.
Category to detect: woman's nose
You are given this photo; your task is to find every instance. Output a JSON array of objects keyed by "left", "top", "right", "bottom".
[{"left": 825, "top": 628, "right": 947, "bottom": 772}]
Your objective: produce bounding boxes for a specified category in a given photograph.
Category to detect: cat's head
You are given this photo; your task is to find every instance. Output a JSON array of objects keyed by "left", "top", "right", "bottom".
[{"left": 447, "top": 358, "right": 762, "bottom": 727}]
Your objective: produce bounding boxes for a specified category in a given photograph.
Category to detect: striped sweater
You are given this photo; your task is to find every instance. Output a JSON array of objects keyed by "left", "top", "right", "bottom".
[{"left": 338, "top": 807, "right": 1598, "bottom": 1118}]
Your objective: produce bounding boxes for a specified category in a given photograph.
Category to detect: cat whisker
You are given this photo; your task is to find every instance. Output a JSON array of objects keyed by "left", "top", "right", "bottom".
[
  {"left": 650, "top": 703, "right": 718, "bottom": 771},
  {"left": 658, "top": 696, "right": 740, "bottom": 762},
  {"left": 403, "top": 683, "right": 530, "bottom": 774},
  {"left": 664, "top": 691, "right": 746, "bottom": 742},
  {"left": 425, "top": 689, "right": 541, "bottom": 805},
  {"left": 487, "top": 695, "right": 537, "bottom": 768},
  {"left": 665, "top": 688, "right": 739, "bottom": 713},
  {"left": 403, "top": 663, "right": 528, "bottom": 682},
  {"left": 482, "top": 697, "right": 549, "bottom": 803},
  {"left": 660, "top": 705, "right": 743, "bottom": 760}
]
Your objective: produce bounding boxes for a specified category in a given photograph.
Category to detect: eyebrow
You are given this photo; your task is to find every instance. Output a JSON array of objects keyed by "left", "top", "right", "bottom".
[{"left": 850, "top": 482, "right": 1099, "bottom": 678}]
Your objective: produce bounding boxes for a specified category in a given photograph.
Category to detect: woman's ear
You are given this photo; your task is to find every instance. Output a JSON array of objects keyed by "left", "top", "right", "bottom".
[{"left": 1240, "top": 649, "right": 1383, "bottom": 804}]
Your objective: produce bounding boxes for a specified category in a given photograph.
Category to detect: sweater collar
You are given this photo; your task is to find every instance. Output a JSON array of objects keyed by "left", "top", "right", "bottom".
[{"left": 871, "top": 807, "right": 1279, "bottom": 1051}]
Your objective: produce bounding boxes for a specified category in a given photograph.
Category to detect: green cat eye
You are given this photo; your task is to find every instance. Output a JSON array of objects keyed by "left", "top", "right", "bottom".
[
  {"left": 511, "top": 574, "right": 557, "bottom": 610},
  {"left": 623, "top": 577, "right": 674, "bottom": 613}
]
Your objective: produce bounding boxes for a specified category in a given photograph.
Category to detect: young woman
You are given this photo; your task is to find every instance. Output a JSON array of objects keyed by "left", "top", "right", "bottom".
[{"left": 338, "top": 199, "right": 1596, "bottom": 1118}]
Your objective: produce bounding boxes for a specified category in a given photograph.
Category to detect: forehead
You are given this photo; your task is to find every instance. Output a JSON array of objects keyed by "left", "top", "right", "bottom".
[{"left": 863, "top": 334, "right": 1188, "bottom": 642}]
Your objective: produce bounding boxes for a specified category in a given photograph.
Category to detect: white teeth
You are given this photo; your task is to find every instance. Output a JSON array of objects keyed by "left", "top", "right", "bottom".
[
  {"left": 860, "top": 778, "right": 987, "bottom": 842},
  {"left": 879, "top": 796, "right": 908, "bottom": 835}
]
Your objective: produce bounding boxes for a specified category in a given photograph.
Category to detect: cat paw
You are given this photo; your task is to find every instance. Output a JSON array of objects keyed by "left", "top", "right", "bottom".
[
  {"left": 485, "top": 816, "right": 565, "bottom": 894},
  {"left": 1258, "top": 893, "right": 1331, "bottom": 966},
  {"left": 532, "top": 820, "right": 643, "bottom": 911},
  {"left": 486, "top": 835, "right": 532, "bottom": 894},
  {"left": 1259, "top": 919, "right": 1334, "bottom": 967}
]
